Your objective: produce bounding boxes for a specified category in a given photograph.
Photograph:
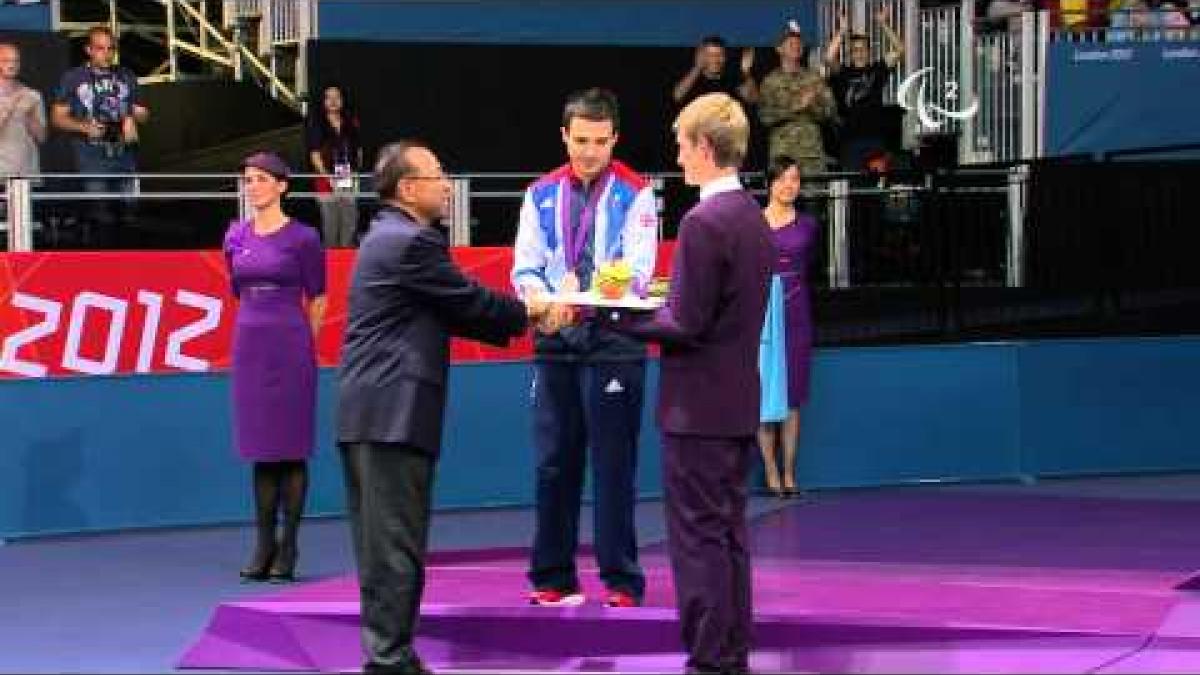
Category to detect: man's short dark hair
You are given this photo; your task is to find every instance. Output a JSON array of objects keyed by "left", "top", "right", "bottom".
[
  {"left": 848, "top": 33, "right": 870, "bottom": 45},
  {"left": 562, "top": 87, "right": 620, "bottom": 132},
  {"left": 374, "top": 139, "right": 428, "bottom": 201},
  {"left": 699, "top": 35, "right": 728, "bottom": 49}
]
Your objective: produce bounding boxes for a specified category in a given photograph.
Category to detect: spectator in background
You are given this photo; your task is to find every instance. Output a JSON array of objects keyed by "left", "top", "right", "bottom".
[
  {"left": 825, "top": 8, "right": 905, "bottom": 172},
  {"left": 671, "top": 34, "right": 766, "bottom": 209},
  {"left": 307, "top": 83, "right": 363, "bottom": 248},
  {"left": 1162, "top": 0, "right": 1193, "bottom": 38},
  {"left": 0, "top": 42, "right": 46, "bottom": 179},
  {"left": 672, "top": 35, "right": 759, "bottom": 108},
  {"left": 759, "top": 24, "right": 835, "bottom": 177},
  {"left": 52, "top": 25, "right": 148, "bottom": 248}
]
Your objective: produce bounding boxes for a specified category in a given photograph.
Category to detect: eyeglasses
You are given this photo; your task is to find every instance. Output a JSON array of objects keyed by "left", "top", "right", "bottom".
[{"left": 402, "top": 174, "right": 449, "bottom": 181}]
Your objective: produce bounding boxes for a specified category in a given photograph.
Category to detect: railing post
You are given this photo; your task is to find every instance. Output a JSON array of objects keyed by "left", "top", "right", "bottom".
[
  {"left": 1019, "top": 11, "right": 1037, "bottom": 161},
  {"left": 1005, "top": 165, "right": 1027, "bottom": 288},
  {"left": 108, "top": 0, "right": 118, "bottom": 46},
  {"left": 901, "top": 0, "right": 920, "bottom": 149},
  {"left": 450, "top": 177, "right": 471, "bottom": 247},
  {"left": 7, "top": 177, "right": 33, "bottom": 252},
  {"left": 828, "top": 179, "right": 851, "bottom": 289},
  {"left": 1036, "top": 10, "right": 1049, "bottom": 158},
  {"left": 958, "top": 0, "right": 977, "bottom": 164},
  {"left": 237, "top": 176, "right": 249, "bottom": 223},
  {"left": 166, "top": 0, "right": 178, "bottom": 82},
  {"left": 295, "top": 0, "right": 311, "bottom": 98}
]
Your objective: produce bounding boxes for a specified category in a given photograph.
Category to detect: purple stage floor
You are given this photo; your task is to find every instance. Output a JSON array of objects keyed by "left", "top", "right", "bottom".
[{"left": 179, "top": 489, "right": 1200, "bottom": 673}]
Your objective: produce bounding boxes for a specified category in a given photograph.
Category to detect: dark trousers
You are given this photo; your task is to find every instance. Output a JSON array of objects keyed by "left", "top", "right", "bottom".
[
  {"left": 662, "top": 433, "right": 756, "bottom": 673},
  {"left": 77, "top": 148, "right": 135, "bottom": 249},
  {"left": 339, "top": 441, "right": 435, "bottom": 670},
  {"left": 528, "top": 358, "right": 646, "bottom": 598}
]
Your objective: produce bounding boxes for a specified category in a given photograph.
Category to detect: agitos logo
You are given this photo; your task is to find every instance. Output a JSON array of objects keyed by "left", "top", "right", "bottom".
[{"left": 896, "top": 66, "right": 979, "bottom": 131}]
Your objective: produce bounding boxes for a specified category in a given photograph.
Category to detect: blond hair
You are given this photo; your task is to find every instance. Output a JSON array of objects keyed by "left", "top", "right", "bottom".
[{"left": 673, "top": 92, "right": 749, "bottom": 169}]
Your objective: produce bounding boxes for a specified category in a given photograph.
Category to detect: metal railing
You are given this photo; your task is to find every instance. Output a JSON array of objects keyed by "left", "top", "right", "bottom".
[{"left": 0, "top": 168, "right": 1032, "bottom": 295}]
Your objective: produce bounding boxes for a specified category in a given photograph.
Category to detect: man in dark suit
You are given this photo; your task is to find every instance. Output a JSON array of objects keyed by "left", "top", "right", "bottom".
[
  {"left": 337, "top": 140, "right": 557, "bottom": 674},
  {"left": 605, "top": 93, "right": 774, "bottom": 674}
]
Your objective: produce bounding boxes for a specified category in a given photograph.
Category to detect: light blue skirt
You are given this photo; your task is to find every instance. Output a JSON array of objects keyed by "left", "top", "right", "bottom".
[{"left": 759, "top": 274, "right": 789, "bottom": 424}]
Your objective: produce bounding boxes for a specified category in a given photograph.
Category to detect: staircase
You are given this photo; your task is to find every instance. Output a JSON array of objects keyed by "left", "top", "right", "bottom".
[{"left": 52, "top": 0, "right": 315, "bottom": 113}]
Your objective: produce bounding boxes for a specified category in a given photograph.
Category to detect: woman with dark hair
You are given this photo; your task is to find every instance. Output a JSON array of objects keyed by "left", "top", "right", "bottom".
[
  {"left": 223, "top": 151, "right": 326, "bottom": 582},
  {"left": 306, "top": 84, "right": 363, "bottom": 247},
  {"left": 758, "top": 155, "right": 817, "bottom": 499}
]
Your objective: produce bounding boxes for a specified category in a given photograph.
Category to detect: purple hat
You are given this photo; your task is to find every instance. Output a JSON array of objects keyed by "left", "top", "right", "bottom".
[{"left": 240, "top": 151, "right": 291, "bottom": 180}]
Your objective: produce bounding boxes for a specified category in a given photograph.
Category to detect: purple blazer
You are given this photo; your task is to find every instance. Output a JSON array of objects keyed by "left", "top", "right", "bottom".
[{"left": 615, "top": 189, "right": 774, "bottom": 437}]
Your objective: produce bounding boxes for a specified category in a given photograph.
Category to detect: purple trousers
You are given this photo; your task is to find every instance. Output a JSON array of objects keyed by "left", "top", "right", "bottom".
[{"left": 662, "top": 433, "right": 756, "bottom": 673}]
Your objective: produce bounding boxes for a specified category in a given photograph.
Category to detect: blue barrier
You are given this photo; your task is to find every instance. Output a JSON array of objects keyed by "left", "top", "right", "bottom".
[
  {"left": 2, "top": 336, "right": 1200, "bottom": 539},
  {"left": 1046, "top": 40, "right": 1200, "bottom": 158},
  {"left": 317, "top": 0, "right": 816, "bottom": 46},
  {"left": 0, "top": 3, "right": 51, "bottom": 32}
]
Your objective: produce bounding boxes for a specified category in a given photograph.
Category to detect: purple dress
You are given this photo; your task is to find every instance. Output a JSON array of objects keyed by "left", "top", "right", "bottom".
[
  {"left": 771, "top": 214, "right": 817, "bottom": 405},
  {"left": 223, "top": 219, "right": 326, "bottom": 462}
]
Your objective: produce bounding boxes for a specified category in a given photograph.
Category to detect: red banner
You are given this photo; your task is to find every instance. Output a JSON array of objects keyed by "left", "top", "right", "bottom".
[{"left": 0, "top": 244, "right": 675, "bottom": 379}]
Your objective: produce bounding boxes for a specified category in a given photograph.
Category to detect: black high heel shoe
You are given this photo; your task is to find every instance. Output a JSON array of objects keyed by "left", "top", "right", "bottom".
[
  {"left": 240, "top": 547, "right": 277, "bottom": 582},
  {"left": 268, "top": 544, "right": 297, "bottom": 583}
]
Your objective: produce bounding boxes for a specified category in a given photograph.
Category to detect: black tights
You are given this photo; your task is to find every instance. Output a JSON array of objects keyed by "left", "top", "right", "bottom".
[{"left": 245, "top": 460, "right": 309, "bottom": 575}]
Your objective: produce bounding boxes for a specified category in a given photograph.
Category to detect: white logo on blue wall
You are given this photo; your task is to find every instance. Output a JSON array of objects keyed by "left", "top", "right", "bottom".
[{"left": 897, "top": 67, "right": 979, "bottom": 131}]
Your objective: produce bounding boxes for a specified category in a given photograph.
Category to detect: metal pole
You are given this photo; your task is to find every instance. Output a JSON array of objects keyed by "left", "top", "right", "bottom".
[
  {"left": 829, "top": 179, "right": 851, "bottom": 289},
  {"left": 1005, "top": 165, "right": 1027, "bottom": 287},
  {"left": 200, "top": 0, "right": 209, "bottom": 53},
  {"left": 1036, "top": 10, "right": 1049, "bottom": 158},
  {"left": 1019, "top": 11, "right": 1036, "bottom": 160},
  {"left": 451, "top": 178, "right": 471, "bottom": 247},
  {"left": 166, "top": 0, "right": 178, "bottom": 82},
  {"left": 959, "top": 0, "right": 977, "bottom": 164},
  {"left": 8, "top": 177, "right": 33, "bottom": 252},
  {"left": 108, "top": 0, "right": 118, "bottom": 44},
  {"left": 50, "top": 0, "right": 62, "bottom": 31},
  {"left": 237, "top": 176, "right": 248, "bottom": 223}
]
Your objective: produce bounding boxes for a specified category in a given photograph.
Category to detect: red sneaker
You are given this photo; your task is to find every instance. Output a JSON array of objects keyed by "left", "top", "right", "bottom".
[
  {"left": 604, "top": 589, "right": 640, "bottom": 608},
  {"left": 528, "top": 588, "right": 586, "bottom": 607}
]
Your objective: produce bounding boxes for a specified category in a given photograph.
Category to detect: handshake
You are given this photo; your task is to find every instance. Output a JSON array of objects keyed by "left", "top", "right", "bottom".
[{"left": 524, "top": 290, "right": 578, "bottom": 334}]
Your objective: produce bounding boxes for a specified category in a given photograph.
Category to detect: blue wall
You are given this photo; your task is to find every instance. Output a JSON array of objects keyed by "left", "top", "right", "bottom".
[
  {"left": 317, "top": 0, "right": 816, "bottom": 46},
  {"left": 3, "top": 336, "right": 1200, "bottom": 539},
  {"left": 0, "top": 3, "right": 51, "bottom": 32},
  {"left": 1046, "top": 41, "right": 1200, "bottom": 158}
]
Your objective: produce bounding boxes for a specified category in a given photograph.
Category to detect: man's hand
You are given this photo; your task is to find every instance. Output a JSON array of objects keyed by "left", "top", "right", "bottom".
[
  {"left": 121, "top": 115, "right": 138, "bottom": 144},
  {"left": 740, "top": 47, "right": 755, "bottom": 75},
  {"left": 82, "top": 118, "right": 105, "bottom": 140},
  {"left": 538, "top": 303, "right": 577, "bottom": 334}
]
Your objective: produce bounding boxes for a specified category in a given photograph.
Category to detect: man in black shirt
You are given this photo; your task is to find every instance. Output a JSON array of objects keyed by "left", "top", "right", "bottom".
[
  {"left": 672, "top": 35, "right": 758, "bottom": 108},
  {"left": 825, "top": 10, "right": 904, "bottom": 172}
]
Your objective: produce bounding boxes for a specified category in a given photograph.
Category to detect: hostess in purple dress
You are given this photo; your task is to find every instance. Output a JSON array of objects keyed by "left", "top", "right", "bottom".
[
  {"left": 223, "top": 219, "right": 326, "bottom": 461},
  {"left": 771, "top": 214, "right": 817, "bottom": 406}
]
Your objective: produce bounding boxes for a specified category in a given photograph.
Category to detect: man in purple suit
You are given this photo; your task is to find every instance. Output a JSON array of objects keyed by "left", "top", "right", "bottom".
[{"left": 604, "top": 92, "right": 774, "bottom": 674}]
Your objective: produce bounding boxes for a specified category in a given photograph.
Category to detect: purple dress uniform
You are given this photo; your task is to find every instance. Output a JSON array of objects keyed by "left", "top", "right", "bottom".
[
  {"left": 224, "top": 219, "right": 325, "bottom": 461},
  {"left": 772, "top": 215, "right": 818, "bottom": 405},
  {"left": 610, "top": 178, "right": 773, "bottom": 673}
]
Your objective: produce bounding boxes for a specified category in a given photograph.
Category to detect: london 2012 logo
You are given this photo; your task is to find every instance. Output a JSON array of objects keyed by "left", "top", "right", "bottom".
[{"left": 896, "top": 66, "right": 979, "bottom": 131}]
